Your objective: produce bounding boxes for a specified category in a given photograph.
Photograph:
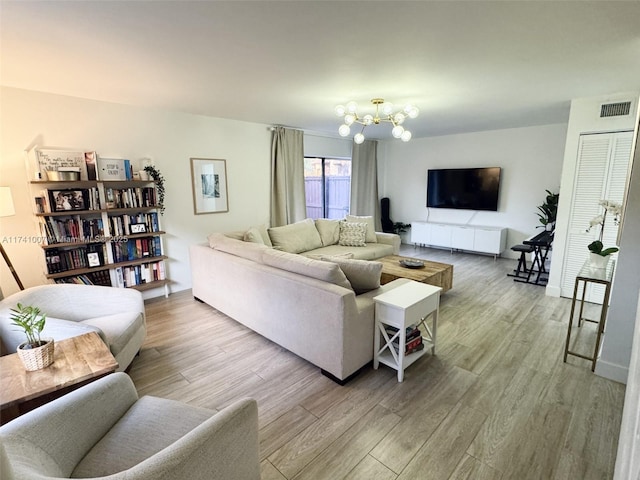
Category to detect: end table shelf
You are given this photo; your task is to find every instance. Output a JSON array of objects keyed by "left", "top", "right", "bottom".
[{"left": 373, "top": 280, "right": 442, "bottom": 382}]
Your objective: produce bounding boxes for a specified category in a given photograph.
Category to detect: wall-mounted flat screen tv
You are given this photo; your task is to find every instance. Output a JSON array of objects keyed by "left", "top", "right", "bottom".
[{"left": 427, "top": 167, "right": 501, "bottom": 211}]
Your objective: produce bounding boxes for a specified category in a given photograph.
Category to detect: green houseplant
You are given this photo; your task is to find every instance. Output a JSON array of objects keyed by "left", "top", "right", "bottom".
[
  {"left": 10, "top": 303, "right": 54, "bottom": 371},
  {"left": 143, "top": 165, "right": 166, "bottom": 215},
  {"left": 536, "top": 190, "right": 559, "bottom": 231}
]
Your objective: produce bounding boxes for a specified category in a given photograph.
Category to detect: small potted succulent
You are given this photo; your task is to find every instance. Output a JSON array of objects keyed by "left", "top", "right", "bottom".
[{"left": 10, "top": 303, "right": 54, "bottom": 371}]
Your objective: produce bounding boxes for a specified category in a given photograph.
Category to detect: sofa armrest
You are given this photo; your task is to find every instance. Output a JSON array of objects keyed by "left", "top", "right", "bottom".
[
  {"left": 375, "top": 232, "right": 401, "bottom": 254},
  {"left": 124, "top": 398, "right": 260, "bottom": 480},
  {"left": 0, "top": 373, "right": 138, "bottom": 477}
]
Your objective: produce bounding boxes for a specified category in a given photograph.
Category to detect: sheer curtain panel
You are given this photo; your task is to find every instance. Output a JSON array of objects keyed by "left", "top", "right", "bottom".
[{"left": 270, "top": 127, "right": 306, "bottom": 227}]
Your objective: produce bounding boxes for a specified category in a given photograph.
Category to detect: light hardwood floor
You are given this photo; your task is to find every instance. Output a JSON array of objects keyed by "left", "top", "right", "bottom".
[{"left": 128, "top": 245, "right": 626, "bottom": 480}]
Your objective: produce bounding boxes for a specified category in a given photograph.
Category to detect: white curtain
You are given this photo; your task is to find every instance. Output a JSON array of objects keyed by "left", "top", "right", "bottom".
[
  {"left": 270, "top": 127, "right": 306, "bottom": 227},
  {"left": 350, "top": 139, "right": 381, "bottom": 230}
]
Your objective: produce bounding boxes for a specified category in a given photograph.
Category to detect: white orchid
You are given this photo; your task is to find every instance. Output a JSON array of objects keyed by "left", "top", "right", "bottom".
[{"left": 586, "top": 199, "right": 623, "bottom": 256}]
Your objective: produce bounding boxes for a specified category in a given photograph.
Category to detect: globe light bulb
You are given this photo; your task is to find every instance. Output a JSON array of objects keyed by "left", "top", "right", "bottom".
[
  {"left": 338, "top": 124, "right": 350, "bottom": 137},
  {"left": 381, "top": 102, "right": 394, "bottom": 115},
  {"left": 346, "top": 101, "right": 358, "bottom": 114},
  {"left": 392, "top": 125, "right": 404, "bottom": 138},
  {"left": 393, "top": 112, "right": 405, "bottom": 124},
  {"left": 363, "top": 114, "right": 374, "bottom": 126},
  {"left": 344, "top": 114, "right": 356, "bottom": 126},
  {"left": 401, "top": 130, "right": 412, "bottom": 142},
  {"left": 354, "top": 133, "right": 365, "bottom": 144},
  {"left": 335, "top": 105, "right": 346, "bottom": 117},
  {"left": 407, "top": 106, "right": 419, "bottom": 119}
]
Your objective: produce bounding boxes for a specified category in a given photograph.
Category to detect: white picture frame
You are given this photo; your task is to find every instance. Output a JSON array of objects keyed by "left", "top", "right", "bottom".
[{"left": 190, "top": 158, "right": 229, "bottom": 215}]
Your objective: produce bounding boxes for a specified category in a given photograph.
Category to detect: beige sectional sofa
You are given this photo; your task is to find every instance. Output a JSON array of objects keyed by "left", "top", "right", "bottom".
[{"left": 190, "top": 217, "right": 406, "bottom": 382}]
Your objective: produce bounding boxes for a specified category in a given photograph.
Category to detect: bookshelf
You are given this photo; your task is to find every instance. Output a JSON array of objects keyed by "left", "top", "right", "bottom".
[{"left": 31, "top": 179, "right": 169, "bottom": 297}]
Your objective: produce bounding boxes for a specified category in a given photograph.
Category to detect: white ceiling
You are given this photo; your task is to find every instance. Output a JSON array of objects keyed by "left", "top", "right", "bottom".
[{"left": 2, "top": 1, "right": 640, "bottom": 139}]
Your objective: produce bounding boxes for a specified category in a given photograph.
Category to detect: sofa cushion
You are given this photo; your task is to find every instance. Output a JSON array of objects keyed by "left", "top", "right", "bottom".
[
  {"left": 315, "top": 219, "right": 341, "bottom": 246},
  {"left": 345, "top": 215, "right": 377, "bottom": 243},
  {"left": 321, "top": 257, "right": 382, "bottom": 294},
  {"left": 302, "top": 243, "right": 394, "bottom": 261},
  {"left": 339, "top": 221, "right": 367, "bottom": 247},
  {"left": 268, "top": 218, "right": 323, "bottom": 254},
  {"left": 71, "top": 396, "right": 215, "bottom": 478},
  {"left": 243, "top": 225, "right": 273, "bottom": 247},
  {"left": 208, "top": 233, "right": 267, "bottom": 263},
  {"left": 262, "top": 249, "right": 352, "bottom": 290},
  {"left": 81, "top": 312, "right": 145, "bottom": 359}
]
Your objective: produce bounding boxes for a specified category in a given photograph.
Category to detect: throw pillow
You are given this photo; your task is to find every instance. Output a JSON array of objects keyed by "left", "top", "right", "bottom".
[
  {"left": 315, "top": 218, "right": 341, "bottom": 246},
  {"left": 243, "top": 227, "right": 265, "bottom": 245},
  {"left": 262, "top": 249, "right": 352, "bottom": 290},
  {"left": 268, "top": 218, "right": 323, "bottom": 254},
  {"left": 345, "top": 215, "right": 377, "bottom": 243},
  {"left": 339, "top": 221, "right": 367, "bottom": 247},
  {"left": 321, "top": 257, "right": 382, "bottom": 294},
  {"left": 207, "top": 233, "right": 267, "bottom": 263}
]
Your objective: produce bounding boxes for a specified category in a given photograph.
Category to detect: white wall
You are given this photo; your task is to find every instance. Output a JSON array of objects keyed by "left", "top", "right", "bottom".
[
  {"left": 0, "top": 87, "right": 272, "bottom": 298},
  {"left": 547, "top": 92, "right": 639, "bottom": 298},
  {"left": 378, "top": 124, "right": 568, "bottom": 258}
]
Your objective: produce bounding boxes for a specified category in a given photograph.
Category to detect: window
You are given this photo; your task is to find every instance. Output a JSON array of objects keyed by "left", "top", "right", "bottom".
[{"left": 304, "top": 157, "right": 351, "bottom": 219}]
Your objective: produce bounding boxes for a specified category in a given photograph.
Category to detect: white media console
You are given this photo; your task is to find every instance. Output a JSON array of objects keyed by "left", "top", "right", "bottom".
[{"left": 411, "top": 221, "right": 507, "bottom": 258}]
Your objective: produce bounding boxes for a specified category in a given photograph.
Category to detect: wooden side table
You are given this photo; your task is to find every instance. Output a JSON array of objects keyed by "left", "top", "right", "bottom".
[
  {"left": 373, "top": 280, "right": 442, "bottom": 382},
  {"left": 563, "top": 261, "right": 614, "bottom": 371},
  {"left": 1, "top": 332, "right": 118, "bottom": 424}
]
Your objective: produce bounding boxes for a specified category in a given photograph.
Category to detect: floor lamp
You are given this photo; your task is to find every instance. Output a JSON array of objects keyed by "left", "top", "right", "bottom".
[{"left": 0, "top": 186, "right": 25, "bottom": 290}]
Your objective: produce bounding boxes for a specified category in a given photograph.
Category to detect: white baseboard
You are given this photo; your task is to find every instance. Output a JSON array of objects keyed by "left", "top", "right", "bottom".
[
  {"left": 595, "top": 360, "right": 629, "bottom": 384},
  {"left": 545, "top": 285, "right": 561, "bottom": 297}
]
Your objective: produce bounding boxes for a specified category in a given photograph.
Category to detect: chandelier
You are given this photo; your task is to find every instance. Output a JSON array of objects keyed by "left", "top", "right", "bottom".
[{"left": 335, "top": 98, "right": 419, "bottom": 144}]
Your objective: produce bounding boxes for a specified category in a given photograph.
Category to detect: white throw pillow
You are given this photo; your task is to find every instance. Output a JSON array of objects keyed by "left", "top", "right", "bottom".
[
  {"left": 268, "top": 218, "right": 323, "bottom": 254},
  {"left": 338, "top": 221, "right": 367, "bottom": 247},
  {"left": 262, "top": 249, "right": 352, "bottom": 290},
  {"left": 321, "top": 257, "right": 382, "bottom": 294},
  {"left": 243, "top": 225, "right": 273, "bottom": 247},
  {"left": 315, "top": 218, "right": 341, "bottom": 246},
  {"left": 345, "top": 215, "right": 377, "bottom": 243}
]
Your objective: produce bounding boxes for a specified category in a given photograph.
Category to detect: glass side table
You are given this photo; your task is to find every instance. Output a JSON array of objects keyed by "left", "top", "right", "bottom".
[{"left": 563, "top": 260, "right": 615, "bottom": 371}]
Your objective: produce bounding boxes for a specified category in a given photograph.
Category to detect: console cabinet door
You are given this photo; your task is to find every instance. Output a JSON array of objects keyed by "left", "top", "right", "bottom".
[
  {"left": 430, "top": 224, "right": 452, "bottom": 248},
  {"left": 411, "top": 222, "right": 430, "bottom": 245},
  {"left": 451, "top": 226, "right": 474, "bottom": 250},
  {"left": 474, "top": 228, "right": 504, "bottom": 254}
]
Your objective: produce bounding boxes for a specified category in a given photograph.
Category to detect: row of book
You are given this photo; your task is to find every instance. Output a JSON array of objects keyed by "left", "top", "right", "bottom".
[
  {"left": 111, "top": 237, "right": 162, "bottom": 262},
  {"left": 40, "top": 216, "right": 105, "bottom": 244},
  {"left": 54, "top": 270, "right": 112, "bottom": 287},
  {"left": 105, "top": 187, "right": 156, "bottom": 209},
  {"left": 385, "top": 325, "right": 425, "bottom": 355},
  {"left": 109, "top": 212, "right": 160, "bottom": 236},
  {"left": 45, "top": 244, "right": 105, "bottom": 274},
  {"left": 114, "top": 261, "right": 166, "bottom": 288}
]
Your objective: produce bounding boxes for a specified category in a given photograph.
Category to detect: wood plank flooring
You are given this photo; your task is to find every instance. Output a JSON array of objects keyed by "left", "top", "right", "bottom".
[{"left": 128, "top": 245, "right": 626, "bottom": 480}]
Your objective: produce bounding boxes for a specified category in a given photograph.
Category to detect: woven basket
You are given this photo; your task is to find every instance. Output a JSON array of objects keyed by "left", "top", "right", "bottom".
[{"left": 17, "top": 338, "right": 55, "bottom": 371}]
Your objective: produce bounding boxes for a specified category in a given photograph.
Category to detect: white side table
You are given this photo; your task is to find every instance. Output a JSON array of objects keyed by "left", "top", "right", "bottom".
[{"left": 373, "top": 280, "right": 442, "bottom": 382}]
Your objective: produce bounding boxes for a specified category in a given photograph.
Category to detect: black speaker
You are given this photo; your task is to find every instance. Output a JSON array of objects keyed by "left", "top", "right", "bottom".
[{"left": 381, "top": 197, "right": 394, "bottom": 233}]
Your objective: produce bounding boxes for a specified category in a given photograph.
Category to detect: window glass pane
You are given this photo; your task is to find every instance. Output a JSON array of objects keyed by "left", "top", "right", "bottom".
[
  {"left": 304, "top": 157, "right": 351, "bottom": 220},
  {"left": 304, "top": 158, "right": 323, "bottom": 219},
  {"left": 324, "top": 159, "right": 351, "bottom": 219}
]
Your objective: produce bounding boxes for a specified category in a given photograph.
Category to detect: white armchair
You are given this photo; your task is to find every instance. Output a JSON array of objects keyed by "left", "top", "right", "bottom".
[
  {"left": 0, "top": 284, "right": 145, "bottom": 371},
  {"left": 0, "top": 372, "right": 260, "bottom": 480}
]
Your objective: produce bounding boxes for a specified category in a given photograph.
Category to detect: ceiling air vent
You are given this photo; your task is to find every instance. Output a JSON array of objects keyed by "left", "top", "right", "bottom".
[{"left": 600, "top": 101, "right": 631, "bottom": 118}]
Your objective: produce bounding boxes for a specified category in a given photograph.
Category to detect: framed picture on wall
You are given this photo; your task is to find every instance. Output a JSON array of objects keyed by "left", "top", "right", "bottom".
[{"left": 190, "top": 158, "right": 229, "bottom": 214}]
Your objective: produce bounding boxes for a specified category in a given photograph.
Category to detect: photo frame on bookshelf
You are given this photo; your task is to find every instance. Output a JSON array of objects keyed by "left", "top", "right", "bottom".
[
  {"left": 48, "top": 189, "right": 90, "bottom": 212},
  {"left": 36, "top": 149, "right": 89, "bottom": 181},
  {"left": 190, "top": 157, "right": 229, "bottom": 214},
  {"left": 87, "top": 252, "right": 101, "bottom": 267}
]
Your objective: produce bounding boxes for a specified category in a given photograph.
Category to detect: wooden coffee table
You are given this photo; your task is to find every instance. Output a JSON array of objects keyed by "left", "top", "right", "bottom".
[
  {"left": 1, "top": 332, "right": 118, "bottom": 423},
  {"left": 378, "top": 255, "right": 453, "bottom": 292}
]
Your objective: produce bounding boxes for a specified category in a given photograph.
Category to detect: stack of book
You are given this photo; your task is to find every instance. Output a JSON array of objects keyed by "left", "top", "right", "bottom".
[{"left": 385, "top": 325, "right": 424, "bottom": 355}]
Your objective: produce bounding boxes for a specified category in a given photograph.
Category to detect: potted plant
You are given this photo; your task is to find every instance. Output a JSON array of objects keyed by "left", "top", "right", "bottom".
[
  {"left": 143, "top": 165, "right": 166, "bottom": 215},
  {"left": 392, "top": 222, "right": 411, "bottom": 235},
  {"left": 586, "top": 199, "right": 622, "bottom": 269},
  {"left": 10, "top": 303, "right": 54, "bottom": 371},
  {"left": 536, "top": 190, "right": 559, "bottom": 231}
]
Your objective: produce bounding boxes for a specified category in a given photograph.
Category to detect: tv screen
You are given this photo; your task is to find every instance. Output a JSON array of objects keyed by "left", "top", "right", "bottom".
[{"left": 427, "top": 167, "right": 501, "bottom": 211}]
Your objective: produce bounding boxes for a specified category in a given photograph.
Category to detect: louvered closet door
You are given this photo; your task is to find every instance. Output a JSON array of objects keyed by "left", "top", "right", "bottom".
[{"left": 560, "top": 131, "right": 633, "bottom": 303}]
